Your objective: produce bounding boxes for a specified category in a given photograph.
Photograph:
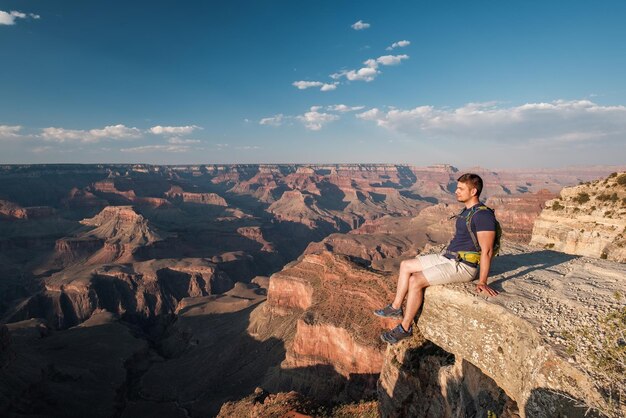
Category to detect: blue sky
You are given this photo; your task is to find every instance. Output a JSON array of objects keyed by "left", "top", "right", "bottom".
[{"left": 1, "top": 0, "right": 625, "bottom": 167}]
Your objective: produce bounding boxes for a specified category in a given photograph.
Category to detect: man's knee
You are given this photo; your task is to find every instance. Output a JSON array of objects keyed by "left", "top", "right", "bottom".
[
  {"left": 400, "top": 258, "right": 423, "bottom": 274},
  {"left": 408, "top": 272, "right": 429, "bottom": 289}
]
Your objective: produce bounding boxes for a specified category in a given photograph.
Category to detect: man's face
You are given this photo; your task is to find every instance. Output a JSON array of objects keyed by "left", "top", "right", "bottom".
[{"left": 455, "top": 181, "right": 476, "bottom": 202}]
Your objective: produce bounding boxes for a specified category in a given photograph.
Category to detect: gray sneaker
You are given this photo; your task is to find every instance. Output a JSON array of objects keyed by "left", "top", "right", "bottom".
[
  {"left": 373, "top": 304, "right": 403, "bottom": 319},
  {"left": 380, "top": 324, "right": 413, "bottom": 344}
]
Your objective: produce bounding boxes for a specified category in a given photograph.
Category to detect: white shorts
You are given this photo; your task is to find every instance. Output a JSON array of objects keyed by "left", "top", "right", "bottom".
[{"left": 418, "top": 253, "right": 477, "bottom": 286}]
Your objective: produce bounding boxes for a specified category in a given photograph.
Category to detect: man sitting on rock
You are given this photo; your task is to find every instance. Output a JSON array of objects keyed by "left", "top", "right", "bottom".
[{"left": 376, "top": 173, "right": 499, "bottom": 344}]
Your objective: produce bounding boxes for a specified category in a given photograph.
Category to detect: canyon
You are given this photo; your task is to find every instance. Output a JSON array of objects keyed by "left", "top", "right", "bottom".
[{"left": 0, "top": 164, "right": 624, "bottom": 417}]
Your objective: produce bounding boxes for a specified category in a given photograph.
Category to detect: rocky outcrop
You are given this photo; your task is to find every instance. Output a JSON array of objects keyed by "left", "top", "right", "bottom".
[
  {"left": 0, "top": 200, "right": 28, "bottom": 219},
  {"left": 530, "top": 173, "right": 626, "bottom": 261},
  {"left": 237, "top": 226, "right": 276, "bottom": 252},
  {"left": 165, "top": 185, "right": 228, "bottom": 206},
  {"left": 216, "top": 387, "right": 379, "bottom": 417},
  {"left": 487, "top": 189, "right": 556, "bottom": 243},
  {"left": 263, "top": 251, "right": 395, "bottom": 401},
  {"left": 78, "top": 206, "right": 171, "bottom": 263},
  {"left": 379, "top": 242, "right": 625, "bottom": 417},
  {"left": 5, "top": 258, "right": 232, "bottom": 328},
  {"left": 53, "top": 236, "right": 104, "bottom": 264}
]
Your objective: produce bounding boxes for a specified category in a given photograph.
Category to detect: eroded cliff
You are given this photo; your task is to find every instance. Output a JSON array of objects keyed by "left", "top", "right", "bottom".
[{"left": 530, "top": 172, "right": 626, "bottom": 261}]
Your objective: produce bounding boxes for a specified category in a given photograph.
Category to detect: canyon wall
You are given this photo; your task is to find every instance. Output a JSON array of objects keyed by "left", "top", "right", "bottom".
[{"left": 530, "top": 172, "right": 626, "bottom": 261}]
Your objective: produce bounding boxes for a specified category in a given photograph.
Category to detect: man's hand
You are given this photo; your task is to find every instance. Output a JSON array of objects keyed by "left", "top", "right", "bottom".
[{"left": 475, "top": 283, "right": 498, "bottom": 296}]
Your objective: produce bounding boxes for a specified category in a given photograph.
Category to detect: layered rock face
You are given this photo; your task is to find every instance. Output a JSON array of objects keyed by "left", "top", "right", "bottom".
[
  {"left": 264, "top": 251, "right": 396, "bottom": 401},
  {"left": 165, "top": 185, "right": 228, "bottom": 206},
  {"left": 530, "top": 173, "right": 626, "bottom": 261},
  {"left": 5, "top": 258, "right": 232, "bottom": 328},
  {"left": 0, "top": 200, "right": 29, "bottom": 219},
  {"left": 77, "top": 205, "right": 171, "bottom": 264},
  {"left": 0, "top": 200, "right": 56, "bottom": 220},
  {"left": 487, "top": 189, "right": 556, "bottom": 243},
  {"left": 305, "top": 203, "right": 456, "bottom": 271}
]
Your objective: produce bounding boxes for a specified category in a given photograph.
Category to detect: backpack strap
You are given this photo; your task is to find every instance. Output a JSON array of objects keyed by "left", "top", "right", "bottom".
[{"left": 465, "top": 205, "right": 493, "bottom": 252}]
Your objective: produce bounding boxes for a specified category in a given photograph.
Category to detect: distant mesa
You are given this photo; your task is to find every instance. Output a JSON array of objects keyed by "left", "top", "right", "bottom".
[
  {"left": 0, "top": 200, "right": 56, "bottom": 220},
  {"left": 165, "top": 185, "right": 228, "bottom": 206}
]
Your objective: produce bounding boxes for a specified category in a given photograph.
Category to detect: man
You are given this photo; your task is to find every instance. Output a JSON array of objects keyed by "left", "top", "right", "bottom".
[{"left": 376, "top": 173, "right": 498, "bottom": 344}]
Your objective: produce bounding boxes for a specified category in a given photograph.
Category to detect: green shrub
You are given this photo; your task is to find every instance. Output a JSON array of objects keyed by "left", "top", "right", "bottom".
[
  {"left": 551, "top": 201, "right": 565, "bottom": 210},
  {"left": 573, "top": 192, "right": 590, "bottom": 204},
  {"left": 597, "top": 193, "right": 619, "bottom": 203},
  {"left": 617, "top": 174, "right": 626, "bottom": 186},
  {"left": 609, "top": 172, "right": 617, "bottom": 178}
]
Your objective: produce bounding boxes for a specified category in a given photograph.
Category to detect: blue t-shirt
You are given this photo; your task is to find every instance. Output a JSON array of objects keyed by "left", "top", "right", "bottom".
[{"left": 447, "top": 203, "right": 496, "bottom": 253}]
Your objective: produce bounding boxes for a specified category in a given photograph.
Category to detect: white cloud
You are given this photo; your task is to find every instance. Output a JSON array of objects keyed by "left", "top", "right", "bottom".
[
  {"left": 356, "top": 99, "right": 626, "bottom": 144},
  {"left": 120, "top": 145, "right": 190, "bottom": 153},
  {"left": 376, "top": 54, "right": 409, "bottom": 66},
  {"left": 259, "top": 114, "right": 285, "bottom": 127},
  {"left": 235, "top": 145, "right": 261, "bottom": 150},
  {"left": 0, "top": 10, "right": 40, "bottom": 25},
  {"left": 386, "top": 40, "right": 410, "bottom": 51},
  {"left": 330, "top": 54, "right": 408, "bottom": 83},
  {"left": 332, "top": 65, "right": 380, "bottom": 82},
  {"left": 149, "top": 125, "right": 201, "bottom": 135},
  {"left": 297, "top": 107, "right": 340, "bottom": 131},
  {"left": 167, "top": 137, "right": 201, "bottom": 144},
  {"left": 328, "top": 104, "right": 364, "bottom": 112},
  {"left": 351, "top": 20, "right": 370, "bottom": 30},
  {"left": 0, "top": 125, "right": 23, "bottom": 139},
  {"left": 293, "top": 81, "right": 323, "bottom": 90},
  {"left": 41, "top": 124, "right": 142, "bottom": 143},
  {"left": 292, "top": 81, "right": 338, "bottom": 91}
]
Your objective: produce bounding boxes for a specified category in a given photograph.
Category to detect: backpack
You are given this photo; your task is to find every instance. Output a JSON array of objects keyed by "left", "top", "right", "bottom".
[
  {"left": 451, "top": 205, "right": 502, "bottom": 265},
  {"left": 465, "top": 205, "right": 502, "bottom": 257}
]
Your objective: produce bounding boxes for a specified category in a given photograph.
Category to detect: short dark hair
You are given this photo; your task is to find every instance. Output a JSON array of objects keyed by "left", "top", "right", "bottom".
[{"left": 457, "top": 173, "right": 483, "bottom": 197}]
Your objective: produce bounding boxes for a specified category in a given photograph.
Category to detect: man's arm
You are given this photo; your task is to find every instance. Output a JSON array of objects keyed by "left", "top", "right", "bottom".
[{"left": 476, "top": 230, "right": 498, "bottom": 296}]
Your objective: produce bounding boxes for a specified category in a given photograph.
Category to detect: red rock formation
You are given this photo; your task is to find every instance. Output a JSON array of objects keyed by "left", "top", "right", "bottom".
[
  {"left": 0, "top": 200, "right": 28, "bottom": 219},
  {"left": 78, "top": 206, "right": 170, "bottom": 264},
  {"left": 237, "top": 226, "right": 275, "bottom": 252},
  {"left": 165, "top": 185, "right": 228, "bottom": 206},
  {"left": 53, "top": 237, "right": 104, "bottom": 265},
  {"left": 263, "top": 251, "right": 397, "bottom": 401},
  {"left": 486, "top": 190, "right": 556, "bottom": 243},
  {"left": 6, "top": 258, "right": 232, "bottom": 328}
]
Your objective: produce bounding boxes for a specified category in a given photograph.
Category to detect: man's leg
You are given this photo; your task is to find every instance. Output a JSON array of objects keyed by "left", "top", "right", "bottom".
[
  {"left": 401, "top": 272, "right": 430, "bottom": 331},
  {"left": 391, "top": 258, "right": 424, "bottom": 309}
]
